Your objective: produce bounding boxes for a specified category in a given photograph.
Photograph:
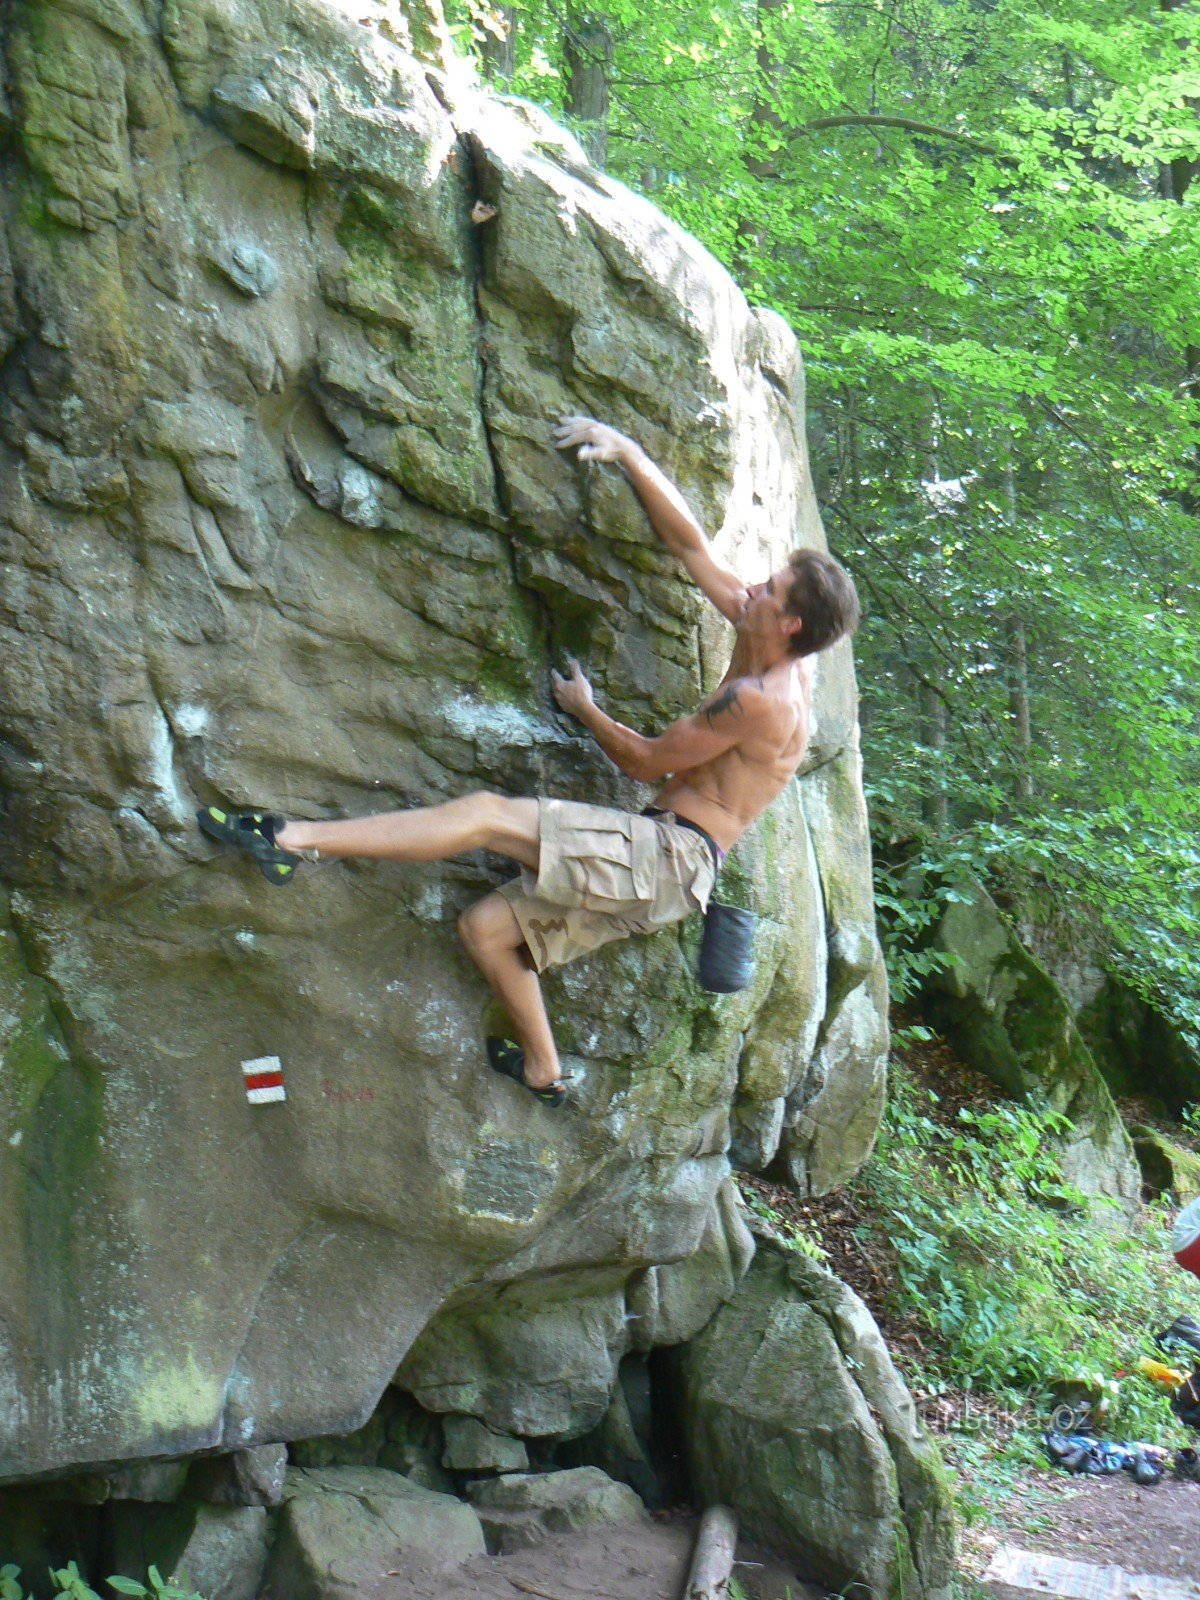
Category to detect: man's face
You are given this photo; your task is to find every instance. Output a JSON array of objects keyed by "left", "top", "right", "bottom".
[{"left": 738, "top": 565, "right": 801, "bottom": 645}]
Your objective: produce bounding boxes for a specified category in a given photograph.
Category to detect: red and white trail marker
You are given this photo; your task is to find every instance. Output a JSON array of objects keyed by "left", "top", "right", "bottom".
[{"left": 242, "top": 1055, "right": 286, "bottom": 1105}]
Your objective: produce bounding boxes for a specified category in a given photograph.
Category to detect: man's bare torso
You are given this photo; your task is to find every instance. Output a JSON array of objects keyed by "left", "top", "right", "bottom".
[{"left": 655, "top": 652, "right": 812, "bottom": 852}]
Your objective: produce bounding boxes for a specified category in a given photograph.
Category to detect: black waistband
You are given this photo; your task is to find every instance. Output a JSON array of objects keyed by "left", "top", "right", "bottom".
[{"left": 641, "top": 807, "right": 724, "bottom": 875}]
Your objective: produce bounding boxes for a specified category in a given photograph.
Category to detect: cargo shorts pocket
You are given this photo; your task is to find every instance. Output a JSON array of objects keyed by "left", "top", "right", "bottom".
[{"left": 554, "top": 814, "right": 656, "bottom": 909}]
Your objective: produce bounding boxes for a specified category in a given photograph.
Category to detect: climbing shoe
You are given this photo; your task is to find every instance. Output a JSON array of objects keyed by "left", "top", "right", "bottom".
[
  {"left": 486, "top": 1037, "right": 571, "bottom": 1108},
  {"left": 196, "top": 806, "right": 313, "bottom": 886}
]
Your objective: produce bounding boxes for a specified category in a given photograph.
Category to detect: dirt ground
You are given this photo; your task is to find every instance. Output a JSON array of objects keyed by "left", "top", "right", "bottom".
[
  {"left": 370, "top": 1515, "right": 822, "bottom": 1600},
  {"left": 964, "top": 1466, "right": 1200, "bottom": 1593}
]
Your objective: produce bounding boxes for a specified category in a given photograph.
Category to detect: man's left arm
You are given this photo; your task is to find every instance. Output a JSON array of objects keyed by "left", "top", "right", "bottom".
[{"left": 552, "top": 661, "right": 766, "bottom": 781}]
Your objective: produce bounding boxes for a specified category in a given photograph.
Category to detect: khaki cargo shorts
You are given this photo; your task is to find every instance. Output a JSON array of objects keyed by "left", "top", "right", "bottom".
[{"left": 496, "top": 798, "right": 717, "bottom": 972}]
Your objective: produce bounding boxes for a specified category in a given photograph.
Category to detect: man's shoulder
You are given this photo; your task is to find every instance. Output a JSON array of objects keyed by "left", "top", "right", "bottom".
[{"left": 698, "top": 676, "right": 771, "bottom": 726}]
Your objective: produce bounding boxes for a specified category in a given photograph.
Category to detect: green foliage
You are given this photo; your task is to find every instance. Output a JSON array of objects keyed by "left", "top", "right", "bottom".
[
  {"left": 0, "top": 1568, "right": 209, "bottom": 1600},
  {"left": 106, "top": 1569, "right": 204, "bottom": 1600},
  {"left": 49, "top": 1566, "right": 103, "bottom": 1600},
  {"left": 862, "top": 1064, "right": 1191, "bottom": 1440}
]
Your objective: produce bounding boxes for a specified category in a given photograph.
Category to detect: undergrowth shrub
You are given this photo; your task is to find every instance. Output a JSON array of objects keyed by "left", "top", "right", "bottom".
[{"left": 859, "top": 1064, "right": 1192, "bottom": 1441}]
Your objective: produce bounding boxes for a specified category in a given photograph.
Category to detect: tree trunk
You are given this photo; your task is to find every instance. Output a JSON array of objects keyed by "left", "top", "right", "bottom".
[
  {"left": 920, "top": 680, "right": 949, "bottom": 833},
  {"left": 1159, "top": 0, "right": 1200, "bottom": 502},
  {"left": 1003, "top": 461, "right": 1034, "bottom": 804},
  {"left": 918, "top": 400, "right": 949, "bottom": 832},
  {"left": 563, "top": 12, "right": 612, "bottom": 167},
  {"left": 684, "top": 1505, "right": 739, "bottom": 1600},
  {"left": 735, "top": 0, "right": 786, "bottom": 275},
  {"left": 480, "top": 6, "right": 516, "bottom": 81}
]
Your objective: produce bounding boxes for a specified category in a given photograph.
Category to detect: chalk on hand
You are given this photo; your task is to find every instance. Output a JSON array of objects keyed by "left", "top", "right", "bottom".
[{"left": 242, "top": 1055, "right": 286, "bottom": 1105}]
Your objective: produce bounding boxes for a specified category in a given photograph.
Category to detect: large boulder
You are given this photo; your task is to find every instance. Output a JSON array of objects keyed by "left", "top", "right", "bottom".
[
  {"left": 1129, "top": 1124, "right": 1200, "bottom": 1203},
  {"left": 1016, "top": 892, "right": 1200, "bottom": 1112},
  {"left": 259, "top": 1466, "right": 486, "bottom": 1599},
  {"left": 681, "top": 1248, "right": 953, "bottom": 1600},
  {"left": 676, "top": 1247, "right": 955, "bottom": 1600},
  {"left": 0, "top": 0, "right": 885, "bottom": 1480},
  {"left": 920, "top": 879, "right": 1140, "bottom": 1209}
]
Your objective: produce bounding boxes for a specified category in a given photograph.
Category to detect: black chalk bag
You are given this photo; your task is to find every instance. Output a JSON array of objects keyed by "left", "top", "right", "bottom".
[
  {"left": 641, "top": 806, "right": 757, "bottom": 994},
  {"left": 698, "top": 900, "right": 757, "bottom": 993}
]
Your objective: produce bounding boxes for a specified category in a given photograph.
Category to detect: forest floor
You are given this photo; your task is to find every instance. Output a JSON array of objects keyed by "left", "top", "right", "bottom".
[
  {"left": 351, "top": 1514, "right": 822, "bottom": 1600},
  {"left": 961, "top": 1471, "right": 1200, "bottom": 1595}
]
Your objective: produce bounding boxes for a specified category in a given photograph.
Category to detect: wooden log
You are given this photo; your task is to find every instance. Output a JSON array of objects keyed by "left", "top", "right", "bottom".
[{"left": 683, "top": 1504, "right": 739, "bottom": 1600}]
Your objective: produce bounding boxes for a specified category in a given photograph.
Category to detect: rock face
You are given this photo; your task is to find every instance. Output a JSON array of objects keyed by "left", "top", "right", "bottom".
[
  {"left": 676, "top": 1246, "right": 955, "bottom": 1600},
  {"left": 0, "top": 0, "right": 885, "bottom": 1481},
  {"left": 920, "top": 880, "right": 1140, "bottom": 1209}
]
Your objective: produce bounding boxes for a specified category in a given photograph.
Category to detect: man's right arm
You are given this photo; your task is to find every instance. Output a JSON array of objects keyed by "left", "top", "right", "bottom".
[{"left": 554, "top": 416, "right": 747, "bottom": 625}]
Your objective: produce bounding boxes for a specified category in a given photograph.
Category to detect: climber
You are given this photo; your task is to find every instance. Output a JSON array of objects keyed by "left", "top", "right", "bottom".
[{"left": 196, "top": 417, "right": 860, "bottom": 1108}]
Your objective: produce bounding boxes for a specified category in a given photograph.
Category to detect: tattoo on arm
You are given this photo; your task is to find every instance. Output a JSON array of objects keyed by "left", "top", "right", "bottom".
[{"left": 702, "top": 685, "right": 743, "bottom": 727}]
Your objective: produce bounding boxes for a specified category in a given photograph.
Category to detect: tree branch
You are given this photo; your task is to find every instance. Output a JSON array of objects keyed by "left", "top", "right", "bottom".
[{"left": 796, "top": 115, "right": 996, "bottom": 154}]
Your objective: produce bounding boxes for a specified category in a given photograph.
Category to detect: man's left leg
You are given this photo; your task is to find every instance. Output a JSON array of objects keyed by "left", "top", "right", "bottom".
[{"left": 457, "top": 893, "right": 562, "bottom": 1089}]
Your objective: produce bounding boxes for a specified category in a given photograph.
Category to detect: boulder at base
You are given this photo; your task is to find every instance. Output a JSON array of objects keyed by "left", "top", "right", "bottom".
[
  {"left": 259, "top": 1466, "right": 486, "bottom": 1600},
  {"left": 467, "top": 1467, "right": 647, "bottom": 1554},
  {"left": 676, "top": 1247, "right": 955, "bottom": 1600},
  {"left": 109, "top": 1502, "right": 269, "bottom": 1600},
  {"left": 920, "top": 878, "right": 1140, "bottom": 1209}
]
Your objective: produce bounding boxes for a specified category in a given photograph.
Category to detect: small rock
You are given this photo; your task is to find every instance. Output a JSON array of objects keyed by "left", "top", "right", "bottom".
[
  {"left": 442, "top": 1415, "right": 528, "bottom": 1473},
  {"left": 189, "top": 1443, "right": 288, "bottom": 1507},
  {"left": 214, "top": 242, "right": 280, "bottom": 299},
  {"left": 261, "top": 1467, "right": 485, "bottom": 1599}
]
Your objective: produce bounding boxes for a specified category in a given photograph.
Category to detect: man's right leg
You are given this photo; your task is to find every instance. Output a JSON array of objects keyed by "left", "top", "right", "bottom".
[
  {"left": 457, "top": 892, "right": 562, "bottom": 1089},
  {"left": 276, "top": 792, "right": 541, "bottom": 871}
]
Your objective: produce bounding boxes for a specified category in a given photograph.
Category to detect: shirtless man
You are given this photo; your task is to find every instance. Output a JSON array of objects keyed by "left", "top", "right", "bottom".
[{"left": 196, "top": 417, "right": 860, "bottom": 1107}]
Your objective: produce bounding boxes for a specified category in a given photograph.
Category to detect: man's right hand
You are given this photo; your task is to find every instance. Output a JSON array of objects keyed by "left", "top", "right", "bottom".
[{"left": 553, "top": 415, "right": 641, "bottom": 467}]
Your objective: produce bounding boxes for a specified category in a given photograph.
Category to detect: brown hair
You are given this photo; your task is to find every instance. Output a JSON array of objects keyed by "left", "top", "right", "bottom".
[{"left": 783, "top": 549, "right": 861, "bottom": 657}]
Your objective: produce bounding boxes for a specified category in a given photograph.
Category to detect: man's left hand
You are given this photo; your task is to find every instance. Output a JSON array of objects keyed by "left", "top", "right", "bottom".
[{"left": 551, "top": 658, "right": 595, "bottom": 719}]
